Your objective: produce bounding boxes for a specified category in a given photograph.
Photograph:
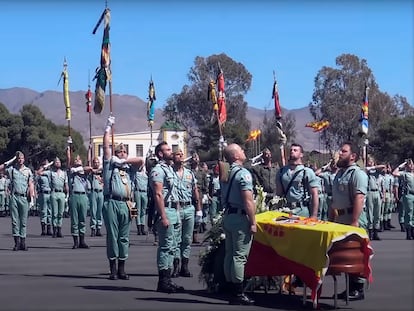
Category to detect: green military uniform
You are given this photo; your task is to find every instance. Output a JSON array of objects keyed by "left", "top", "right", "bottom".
[
  {"left": 102, "top": 158, "right": 133, "bottom": 260},
  {"left": 6, "top": 165, "right": 33, "bottom": 239},
  {"left": 221, "top": 163, "right": 254, "bottom": 284},
  {"left": 172, "top": 166, "right": 197, "bottom": 277},
  {"left": 50, "top": 168, "right": 67, "bottom": 235},
  {"left": 380, "top": 172, "right": 394, "bottom": 229},
  {"left": 394, "top": 176, "right": 406, "bottom": 230},
  {"left": 36, "top": 170, "right": 52, "bottom": 235},
  {"left": 68, "top": 169, "right": 90, "bottom": 240},
  {"left": 208, "top": 172, "right": 221, "bottom": 220},
  {"left": 251, "top": 162, "right": 278, "bottom": 202},
  {"left": 319, "top": 171, "right": 336, "bottom": 221},
  {"left": 192, "top": 167, "right": 208, "bottom": 230},
  {"left": 0, "top": 175, "right": 7, "bottom": 216},
  {"left": 332, "top": 163, "right": 368, "bottom": 292},
  {"left": 366, "top": 168, "right": 382, "bottom": 232},
  {"left": 88, "top": 170, "right": 104, "bottom": 235},
  {"left": 314, "top": 174, "right": 328, "bottom": 221},
  {"left": 132, "top": 168, "right": 148, "bottom": 235},
  {"left": 398, "top": 171, "right": 414, "bottom": 239},
  {"left": 150, "top": 161, "right": 179, "bottom": 271},
  {"left": 276, "top": 164, "right": 319, "bottom": 217}
]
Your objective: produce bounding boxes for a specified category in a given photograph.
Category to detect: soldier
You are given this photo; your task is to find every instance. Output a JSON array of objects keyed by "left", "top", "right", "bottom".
[
  {"left": 392, "top": 159, "right": 414, "bottom": 240},
  {"left": 380, "top": 163, "right": 395, "bottom": 230},
  {"left": 171, "top": 148, "right": 202, "bottom": 279},
  {"left": 35, "top": 159, "right": 54, "bottom": 236},
  {"left": 102, "top": 116, "right": 144, "bottom": 280},
  {"left": 221, "top": 143, "right": 256, "bottom": 305},
  {"left": 50, "top": 157, "right": 68, "bottom": 238},
  {"left": 365, "top": 156, "right": 386, "bottom": 240},
  {"left": 275, "top": 143, "right": 319, "bottom": 218},
  {"left": 88, "top": 156, "right": 104, "bottom": 237},
  {"left": 67, "top": 141, "right": 92, "bottom": 250},
  {"left": 316, "top": 159, "right": 338, "bottom": 221},
  {"left": 208, "top": 164, "right": 221, "bottom": 220},
  {"left": 150, "top": 141, "right": 184, "bottom": 293},
  {"left": 0, "top": 151, "right": 35, "bottom": 251},
  {"left": 393, "top": 169, "right": 407, "bottom": 232},
  {"left": 132, "top": 163, "right": 148, "bottom": 236},
  {"left": 330, "top": 141, "right": 368, "bottom": 301},
  {"left": 0, "top": 172, "right": 8, "bottom": 217},
  {"left": 250, "top": 147, "right": 278, "bottom": 204}
]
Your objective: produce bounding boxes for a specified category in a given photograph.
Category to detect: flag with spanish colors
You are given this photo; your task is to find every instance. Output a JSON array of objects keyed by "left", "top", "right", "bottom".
[{"left": 360, "top": 84, "right": 369, "bottom": 135}]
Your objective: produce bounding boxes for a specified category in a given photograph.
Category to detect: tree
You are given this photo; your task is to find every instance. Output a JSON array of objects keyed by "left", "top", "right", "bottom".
[
  {"left": 163, "top": 53, "right": 252, "bottom": 159},
  {"left": 0, "top": 103, "right": 86, "bottom": 169},
  {"left": 309, "top": 54, "right": 400, "bottom": 152},
  {"left": 370, "top": 116, "right": 414, "bottom": 164}
]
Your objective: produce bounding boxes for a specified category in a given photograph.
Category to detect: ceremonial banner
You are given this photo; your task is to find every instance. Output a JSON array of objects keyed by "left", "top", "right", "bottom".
[
  {"left": 60, "top": 60, "right": 71, "bottom": 121},
  {"left": 360, "top": 85, "right": 369, "bottom": 135},
  {"left": 93, "top": 8, "right": 111, "bottom": 114},
  {"left": 216, "top": 68, "right": 227, "bottom": 125},
  {"left": 85, "top": 88, "right": 92, "bottom": 113},
  {"left": 272, "top": 79, "right": 282, "bottom": 119},
  {"left": 245, "top": 211, "right": 373, "bottom": 307},
  {"left": 147, "top": 79, "right": 156, "bottom": 127}
]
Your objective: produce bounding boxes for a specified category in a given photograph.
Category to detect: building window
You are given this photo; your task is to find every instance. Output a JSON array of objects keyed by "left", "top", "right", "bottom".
[
  {"left": 172, "top": 144, "right": 179, "bottom": 153},
  {"left": 136, "top": 144, "right": 143, "bottom": 157}
]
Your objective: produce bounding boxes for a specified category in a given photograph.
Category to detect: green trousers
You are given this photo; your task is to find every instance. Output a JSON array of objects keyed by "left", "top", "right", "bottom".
[
  {"left": 51, "top": 192, "right": 66, "bottom": 227},
  {"left": 38, "top": 193, "right": 52, "bottom": 225},
  {"left": 102, "top": 199, "right": 131, "bottom": 260},
  {"left": 10, "top": 194, "right": 29, "bottom": 237},
  {"left": 133, "top": 190, "right": 148, "bottom": 226},
  {"left": 381, "top": 193, "right": 392, "bottom": 222},
  {"left": 156, "top": 206, "right": 179, "bottom": 270},
  {"left": 89, "top": 191, "right": 104, "bottom": 230},
  {"left": 366, "top": 191, "right": 381, "bottom": 230},
  {"left": 174, "top": 205, "right": 195, "bottom": 259},
  {"left": 0, "top": 192, "right": 6, "bottom": 211},
  {"left": 222, "top": 213, "right": 252, "bottom": 283},
  {"left": 402, "top": 193, "right": 414, "bottom": 227},
  {"left": 69, "top": 193, "right": 89, "bottom": 236}
]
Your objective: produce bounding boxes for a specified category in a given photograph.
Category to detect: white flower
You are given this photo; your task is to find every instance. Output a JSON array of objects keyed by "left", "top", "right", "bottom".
[{"left": 220, "top": 233, "right": 226, "bottom": 240}]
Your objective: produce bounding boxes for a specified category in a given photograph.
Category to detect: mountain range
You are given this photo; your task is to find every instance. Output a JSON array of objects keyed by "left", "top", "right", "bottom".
[{"left": 0, "top": 87, "right": 320, "bottom": 151}]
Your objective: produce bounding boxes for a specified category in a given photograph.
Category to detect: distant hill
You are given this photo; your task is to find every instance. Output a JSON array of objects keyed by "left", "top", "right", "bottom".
[{"left": 0, "top": 87, "right": 320, "bottom": 151}]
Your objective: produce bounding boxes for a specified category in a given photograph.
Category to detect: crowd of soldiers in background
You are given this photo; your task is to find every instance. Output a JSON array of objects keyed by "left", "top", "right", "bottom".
[{"left": 1, "top": 148, "right": 413, "bottom": 246}]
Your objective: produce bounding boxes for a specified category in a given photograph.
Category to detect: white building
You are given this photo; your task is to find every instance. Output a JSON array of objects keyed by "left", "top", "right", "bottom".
[{"left": 90, "top": 127, "right": 188, "bottom": 159}]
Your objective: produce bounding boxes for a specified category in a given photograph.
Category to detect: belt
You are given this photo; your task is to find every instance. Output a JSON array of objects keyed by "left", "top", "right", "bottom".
[
  {"left": 0, "top": 189, "right": 4, "bottom": 191},
  {"left": 105, "top": 195, "right": 128, "bottom": 202},
  {"left": 136, "top": 189, "right": 147, "bottom": 193},
  {"left": 368, "top": 189, "right": 379, "bottom": 192},
  {"left": 53, "top": 189, "right": 64, "bottom": 192},
  {"left": 170, "top": 201, "right": 192, "bottom": 208},
  {"left": 93, "top": 189, "right": 103, "bottom": 193},
  {"left": 41, "top": 191, "right": 51, "bottom": 194},
  {"left": 73, "top": 191, "right": 86, "bottom": 195},
  {"left": 335, "top": 207, "right": 353, "bottom": 216},
  {"left": 13, "top": 192, "right": 26, "bottom": 197},
  {"left": 226, "top": 207, "right": 246, "bottom": 215}
]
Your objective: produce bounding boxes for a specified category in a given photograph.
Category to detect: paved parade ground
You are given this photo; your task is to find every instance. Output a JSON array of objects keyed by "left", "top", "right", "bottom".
[{"left": 0, "top": 213, "right": 413, "bottom": 311}]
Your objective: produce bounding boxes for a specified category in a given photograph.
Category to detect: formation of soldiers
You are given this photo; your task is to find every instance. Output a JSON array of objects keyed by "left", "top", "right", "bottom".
[{"left": 1, "top": 122, "right": 413, "bottom": 305}]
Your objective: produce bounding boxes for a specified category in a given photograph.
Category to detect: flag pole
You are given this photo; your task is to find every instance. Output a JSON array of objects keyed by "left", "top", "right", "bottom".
[
  {"left": 85, "top": 72, "right": 93, "bottom": 165},
  {"left": 273, "top": 70, "right": 286, "bottom": 166},
  {"left": 147, "top": 77, "right": 156, "bottom": 153},
  {"left": 58, "top": 57, "right": 72, "bottom": 153}
]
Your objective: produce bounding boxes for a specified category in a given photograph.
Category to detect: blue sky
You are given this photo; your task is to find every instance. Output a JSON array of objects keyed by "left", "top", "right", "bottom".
[{"left": 0, "top": 0, "right": 412, "bottom": 113}]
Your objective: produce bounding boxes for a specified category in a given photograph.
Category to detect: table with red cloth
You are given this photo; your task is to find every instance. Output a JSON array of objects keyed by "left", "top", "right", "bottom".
[{"left": 245, "top": 211, "right": 374, "bottom": 307}]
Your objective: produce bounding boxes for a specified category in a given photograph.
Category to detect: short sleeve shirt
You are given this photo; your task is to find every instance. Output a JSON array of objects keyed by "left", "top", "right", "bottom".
[
  {"left": 221, "top": 163, "right": 253, "bottom": 210},
  {"left": 150, "top": 161, "right": 178, "bottom": 203},
  {"left": 103, "top": 158, "right": 133, "bottom": 198},
  {"left": 6, "top": 165, "right": 33, "bottom": 195},
  {"left": 174, "top": 167, "right": 196, "bottom": 203}
]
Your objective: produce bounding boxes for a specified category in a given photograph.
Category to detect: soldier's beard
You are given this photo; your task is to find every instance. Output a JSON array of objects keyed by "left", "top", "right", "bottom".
[{"left": 336, "top": 158, "right": 350, "bottom": 168}]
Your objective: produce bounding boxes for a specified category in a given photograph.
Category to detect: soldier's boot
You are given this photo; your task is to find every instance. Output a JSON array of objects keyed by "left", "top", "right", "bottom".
[
  {"left": 52, "top": 226, "right": 57, "bottom": 238},
  {"left": 388, "top": 219, "right": 396, "bottom": 229},
  {"left": 167, "top": 268, "right": 184, "bottom": 292},
  {"left": 153, "top": 232, "right": 158, "bottom": 246},
  {"left": 378, "top": 221, "right": 384, "bottom": 232},
  {"left": 368, "top": 229, "right": 373, "bottom": 240},
  {"left": 136, "top": 225, "right": 142, "bottom": 235},
  {"left": 179, "top": 257, "right": 193, "bottom": 277},
  {"left": 171, "top": 258, "right": 180, "bottom": 278},
  {"left": 41, "top": 223, "right": 46, "bottom": 236},
  {"left": 192, "top": 231, "right": 200, "bottom": 244},
  {"left": 372, "top": 229, "right": 381, "bottom": 241},
  {"left": 12, "top": 236, "right": 20, "bottom": 251},
  {"left": 406, "top": 226, "right": 413, "bottom": 240},
  {"left": 57, "top": 226, "right": 63, "bottom": 238},
  {"left": 229, "top": 282, "right": 254, "bottom": 305},
  {"left": 95, "top": 228, "right": 102, "bottom": 236},
  {"left": 108, "top": 259, "right": 117, "bottom": 280},
  {"left": 46, "top": 225, "right": 52, "bottom": 236},
  {"left": 117, "top": 259, "right": 129, "bottom": 280},
  {"left": 19, "top": 237, "right": 28, "bottom": 251},
  {"left": 400, "top": 223, "right": 405, "bottom": 232},
  {"left": 411, "top": 227, "right": 414, "bottom": 239},
  {"left": 383, "top": 220, "right": 390, "bottom": 230},
  {"left": 72, "top": 236, "right": 79, "bottom": 249},
  {"left": 78, "top": 234, "right": 89, "bottom": 249},
  {"left": 156, "top": 269, "right": 177, "bottom": 293},
  {"left": 91, "top": 228, "right": 96, "bottom": 237},
  {"left": 140, "top": 225, "right": 147, "bottom": 235}
]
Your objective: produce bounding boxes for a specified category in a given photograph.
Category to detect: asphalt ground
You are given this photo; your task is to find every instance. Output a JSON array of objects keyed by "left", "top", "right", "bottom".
[{"left": 0, "top": 212, "right": 413, "bottom": 311}]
